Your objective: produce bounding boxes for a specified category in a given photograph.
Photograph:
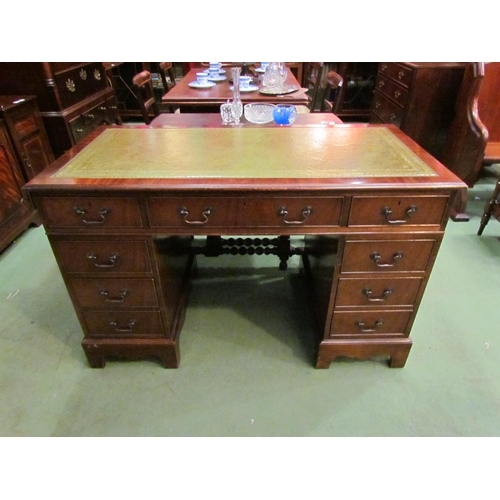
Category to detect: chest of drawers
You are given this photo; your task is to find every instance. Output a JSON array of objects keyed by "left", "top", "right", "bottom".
[
  {"left": 24, "top": 122, "right": 465, "bottom": 369},
  {"left": 0, "top": 63, "right": 121, "bottom": 159},
  {"left": 370, "top": 63, "right": 467, "bottom": 160}
]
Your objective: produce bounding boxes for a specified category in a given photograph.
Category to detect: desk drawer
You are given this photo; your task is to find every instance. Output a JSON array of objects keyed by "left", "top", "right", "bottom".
[
  {"left": 236, "top": 197, "right": 343, "bottom": 227},
  {"left": 54, "top": 240, "right": 152, "bottom": 274},
  {"left": 82, "top": 310, "right": 163, "bottom": 338},
  {"left": 336, "top": 277, "right": 423, "bottom": 308},
  {"left": 147, "top": 197, "right": 238, "bottom": 227},
  {"left": 341, "top": 239, "right": 436, "bottom": 273},
  {"left": 41, "top": 197, "right": 142, "bottom": 229},
  {"left": 348, "top": 195, "right": 449, "bottom": 227},
  {"left": 330, "top": 310, "right": 412, "bottom": 337},
  {"left": 147, "top": 196, "right": 343, "bottom": 228},
  {"left": 68, "top": 278, "right": 158, "bottom": 308}
]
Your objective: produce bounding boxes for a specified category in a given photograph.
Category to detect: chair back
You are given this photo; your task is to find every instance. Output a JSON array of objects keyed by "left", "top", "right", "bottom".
[
  {"left": 304, "top": 62, "right": 324, "bottom": 111},
  {"left": 159, "top": 62, "right": 177, "bottom": 92},
  {"left": 132, "top": 70, "right": 159, "bottom": 124},
  {"left": 321, "top": 71, "right": 344, "bottom": 114}
]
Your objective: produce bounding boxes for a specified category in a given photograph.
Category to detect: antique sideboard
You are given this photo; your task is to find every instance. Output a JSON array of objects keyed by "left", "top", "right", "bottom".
[{"left": 24, "top": 121, "right": 465, "bottom": 369}]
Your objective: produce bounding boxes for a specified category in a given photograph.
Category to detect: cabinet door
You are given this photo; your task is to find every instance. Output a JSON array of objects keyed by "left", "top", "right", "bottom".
[
  {"left": 0, "top": 123, "right": 30, "bottom": 232},
  {"left": 19, "top": 133, "right": 53, "bottom": 180}
]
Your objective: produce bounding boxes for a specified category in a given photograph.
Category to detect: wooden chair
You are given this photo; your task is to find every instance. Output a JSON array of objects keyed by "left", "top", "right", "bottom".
[
  {"left": 304, "top": 62, "right": 324, "bottom": 111},
  {"left": 158, "top": 62, "right": 178, "bottom": 113},
  {"left": 320, "top": 71, "right": 344, "bottom": 114},
  {"left": 439, "top": 62, "right": 489, "bottom": 220},
  {"left": 132, "top": 70, "right": 159, "bottom": 125},
  {"left": 478, "top": 175, "right": 500, "bottom": 235},
  {"left": 158, "top": 62, "right": 177, "bottom": 92}
]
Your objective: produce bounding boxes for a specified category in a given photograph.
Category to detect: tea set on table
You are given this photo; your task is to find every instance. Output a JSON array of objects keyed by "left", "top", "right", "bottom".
[{"left": 190, "top": 62, "right": 298, "bottom": 127}]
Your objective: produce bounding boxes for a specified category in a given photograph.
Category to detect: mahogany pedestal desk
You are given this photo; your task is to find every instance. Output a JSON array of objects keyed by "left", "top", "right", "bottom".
[{"left": 24, "top": 122, "right": 464, "bottom": 369}]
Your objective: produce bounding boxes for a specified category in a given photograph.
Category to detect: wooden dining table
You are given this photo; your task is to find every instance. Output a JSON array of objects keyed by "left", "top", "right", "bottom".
[{"left": 161, "top": 66, "right": 310, "bottom": 112}]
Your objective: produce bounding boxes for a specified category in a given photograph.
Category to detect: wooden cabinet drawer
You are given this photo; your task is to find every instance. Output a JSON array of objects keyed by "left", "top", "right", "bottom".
[
  {"left": 69, "top": 101, "right": 110, "bottom": 143},
  {"left": 82, "top": 310, "right": 163, "bottom": 338},
  {"left": 341, "top": 239, "right": 437, "bottom": 273},
  {"left": 348, "top": 195, "right": 449, "bottom": 227},
  {"left": 147, "top": 196, "right": 343, "bottom": 228},
  {"left": 375, "top": 74, "right": 409, "bottom": 107},
  {"left": 68, "top": 278, "right": 158, "bottom": 308},
  {"left": 54, "top": 240, "right": 152, "bottom": 274},
  {"left": 335, "top": 277, "right": 423, "bottom": 307},
  {"left": 40, "top": 197, "right": 142, "bottom": 228},
  {"left": 330, "top": 310, "right": 412, "bottom": 337},
  {"left": 371, "top": 91, "right": 405, "bottom": 127},
  {"left": 378, "top": 63, "right": 413, "bottom": 88}
]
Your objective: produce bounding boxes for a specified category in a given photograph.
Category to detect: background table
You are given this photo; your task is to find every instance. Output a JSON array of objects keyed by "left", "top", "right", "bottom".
[{"left": 162, "top": 67, "right": 309, "bottom": 112}]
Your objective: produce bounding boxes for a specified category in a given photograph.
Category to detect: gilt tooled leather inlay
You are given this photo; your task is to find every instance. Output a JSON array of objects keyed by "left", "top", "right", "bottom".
[{"left": 52, "top": 127, "right": 437, "bottom": 179}]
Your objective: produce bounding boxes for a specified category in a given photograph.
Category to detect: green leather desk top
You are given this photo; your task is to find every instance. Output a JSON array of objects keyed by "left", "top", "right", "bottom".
[{"left": 53, "top": 127, "right": 437, "bottom": 179}]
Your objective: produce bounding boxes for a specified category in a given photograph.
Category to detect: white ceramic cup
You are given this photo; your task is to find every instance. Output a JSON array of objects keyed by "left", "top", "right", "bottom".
[
  {"left": 240, "top": 76, "right": 251, "bottom": 89},
  {"left": 209, "top": 66, "right": 219, "bottom": 78},
  {"left": 196, "top": 72, "right": 209, "bottom": 85}
]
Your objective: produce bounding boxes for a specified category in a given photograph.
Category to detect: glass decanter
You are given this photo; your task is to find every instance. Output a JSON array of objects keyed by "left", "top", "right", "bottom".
[
  {"left": 262, "top": 62, "right": 287, "bottom": 88},
  {"left": 231, "top": 67, "right": 243, "bottom": 124}
]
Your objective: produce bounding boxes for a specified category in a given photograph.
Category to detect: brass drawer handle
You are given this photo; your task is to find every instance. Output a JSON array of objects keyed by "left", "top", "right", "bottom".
[
  {"left": 381, "top": 64, "right": 388, "bottom": 72},
  {"left": 394, "top": 90, "right": 401, "bottom": 99},
  {"left": 375, "top": 101, "right": 381, "bottom": 108},
  {"left": 370, "top": 251, "right": 403, "bottom": 268},
  {"left": 398, "top": 71, "right": 405, "bottom": 80},
  {"left": 389, "top": 113, "right": 397, "bottom": 121},
  {"left": 178, "top": 206, "right": 213, "bottom": 224},
  {"left": 382, "top": 205, "right": 417, "bottom": 224},
  {"left": 99, "top": 289, "right": 129, "bottom": 303},
  {"left": 86, "top": 251, "right": 120, "bottom": 268},
  {"left": 355, "top": 319, "right": 384, "bottom": 333},
  {"left": 109, "top": 319, "right": 136, "bottom": 332},
  {"left": 278, "top": 206, "right": 313, "bottom": 224},
  {"left": 74, "top": 206, "right": 110, "bottom": 224},
  {"left": 378, "top": 80, "right": 385, "bottom": 88},
  {"left": 362, "top": 287, "right": 393, "bottom": 302}
]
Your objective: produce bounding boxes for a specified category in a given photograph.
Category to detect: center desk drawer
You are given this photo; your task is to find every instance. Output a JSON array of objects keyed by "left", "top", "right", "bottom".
[
  {"left": 40, "top": 197, "right": 143, "bottom": 229},
  {"left": 348, "top": 195, "right": 449, "bottom": 227},
  {"left": 53, "top": 240, "right": 152, "bottom": 274},
  {"left": 147, "top": 197, "right": 343, "bottom": 228},
  {"left": 341, "top": 239, "right": 437, "bottom": 273}
]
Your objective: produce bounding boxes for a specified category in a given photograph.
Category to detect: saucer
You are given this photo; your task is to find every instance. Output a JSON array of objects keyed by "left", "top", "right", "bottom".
[
  {"left": 255, "top": 67, "right": 266, "bottom": 73},
  {"left": 229, "top": 85, "right": 259, "bottom": 92},
  {"left": 207, "top": 75, "right": 227, "bottom": 82},
  {"left": 189, "top": 81, "right": 216, "bottom": 89}
]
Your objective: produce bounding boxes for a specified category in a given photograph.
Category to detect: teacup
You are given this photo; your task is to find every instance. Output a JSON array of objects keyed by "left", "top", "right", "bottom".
[
  {"left": 209, "top": 66, "right": 219, "bottom": 79},
  {"left": 273, "top": 104, "right": 297, "bottom": 126},
  {"left": 196, "top": 72, "right": 209, "bottom": 85},
  {"left": 240, "top": 76, "right": 252, "bottom": 89}
]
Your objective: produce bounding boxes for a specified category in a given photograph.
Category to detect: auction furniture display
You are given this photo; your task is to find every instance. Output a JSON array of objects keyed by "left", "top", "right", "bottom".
[
  {"left": 0, "top": 63, "right": 121, "bottom": 158},
  {"left": 24, "top": 119, "right": 464, "bottom": 369}
]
